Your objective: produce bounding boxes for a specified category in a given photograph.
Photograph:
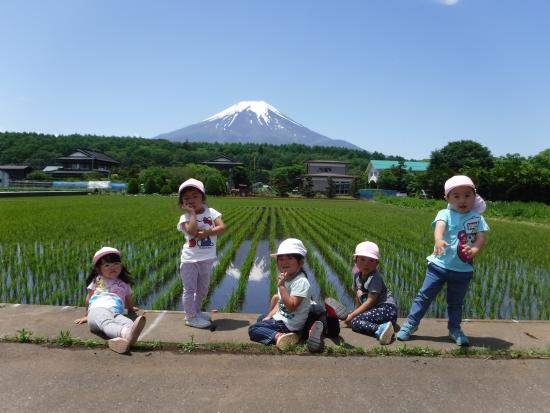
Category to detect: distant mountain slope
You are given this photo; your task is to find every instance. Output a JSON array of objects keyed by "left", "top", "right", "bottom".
[{"left": 153, "top": 101, "right": 360, "bottom": 150}]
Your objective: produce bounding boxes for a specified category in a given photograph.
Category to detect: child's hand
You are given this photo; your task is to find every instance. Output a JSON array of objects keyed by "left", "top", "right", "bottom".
[
  {"left": 74, "top": 316, "right": 87, "bottom": 325},
  {"left": 195, "top": 230, "right": 210, "bottom": 240},
  {"left": 461, "top": 245, "right": 479, "bottom": 260},
  {"left": 183, "top": 202, "right": 196, "bottom": 214},
  {"left": 433, "top": 239, "right": 448, "bottom": 256},
  {"left": 344, "top": 314, "right": 353, "bottom": 326},
  {"left": 277, "top": 272, "right": 287, "bottom": 287}
]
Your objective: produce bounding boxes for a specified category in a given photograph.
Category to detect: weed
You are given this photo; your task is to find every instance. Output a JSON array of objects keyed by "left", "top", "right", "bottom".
[
  {"left": 179, "top": 335, "right": 198, "bottom": 353},
  {"left": 16, "top": 328, "right": 33, "bottom": 343}
]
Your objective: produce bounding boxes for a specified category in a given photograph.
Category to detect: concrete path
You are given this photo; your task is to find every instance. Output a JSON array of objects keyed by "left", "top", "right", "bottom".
[
  {"left": 2, "top": 343, "right": 550, "bottom": 413},
  {"left": 2, "top": 303, "right": 550, "bottom": 352}
]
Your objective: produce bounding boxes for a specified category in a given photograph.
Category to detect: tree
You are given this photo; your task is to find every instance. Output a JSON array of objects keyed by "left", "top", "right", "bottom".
[
  {"left": 301, "top": 176, "right": 314, "bottom": 198},
  {"left": 427, "top": 140, "right": 494, "bottom": 198},
  {"left": 377, "top": 170, "right": 398, "bottom": 190},
  {"left": 144, "top": 178, "right": 159, "bottom": 194},
  {"left": 127, "top": 178, "right": 139, "bottom": 194},
  {"left": 160, "top": 184, "right": 172, "bottom": 195},
  {"left": 26, "top": 171, "right": 52, "bottom": 181},
  {"left": 325, "top": 177, "right": 335, "bottom": 198}
]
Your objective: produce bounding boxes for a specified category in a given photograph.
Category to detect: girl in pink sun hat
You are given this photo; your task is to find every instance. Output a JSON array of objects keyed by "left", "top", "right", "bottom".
[
  {"left": 325, "top": 241, "right": 397, "bottom": 345},
  {"left": 396, "top": 174, "right": 490, "bottom": 346},
  {"left": 177, "top": 178, "right": 225, "bottom": 329},
  {"left": 74, "top": 247, "right": 146, "bottom": 354}
]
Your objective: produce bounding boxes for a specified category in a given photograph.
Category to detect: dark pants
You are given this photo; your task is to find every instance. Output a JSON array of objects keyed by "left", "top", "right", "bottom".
[
  {"left": 248, "top": 314, "right": 292, "bottom": 345},
  {"left": 350, "top": 303, "right": 398, "bottom": 337},
  {"left": 302, "top": 303, "right": 340, "bottom": 339}
]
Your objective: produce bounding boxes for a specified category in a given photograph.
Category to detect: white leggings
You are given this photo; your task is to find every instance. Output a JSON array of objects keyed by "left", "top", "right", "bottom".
[{"left": 87, "top": 307, "right": 133, "bottom": 339}]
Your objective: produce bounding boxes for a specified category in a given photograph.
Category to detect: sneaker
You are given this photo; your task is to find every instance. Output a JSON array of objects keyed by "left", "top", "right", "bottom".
[
  {"left": 324, "top": 297, "right": 348, "bottom": 321},
  {"left": 395, "top": 321, "right": 418, "bottom": 341},
  {"left": 199, "top": 311, "right": 212, "bottom": 321},
  {"left": 306, "top": 321, "right": 325, "bottom": 353},
  {"left": 275, "top": 332, "right": 300, "bottom": 350},
  {"left": 449, "top": 329, "right": 470, "bottom": 346},
  {"left": 185, "top": 316, "right": 211, "bottom": 329},
  {"left": 375, "top": 322, "right": 394, "bottom": 345},
  {"left": 122, "top": 315, "right": 146, "bottom": 347},
  {"left": 108, "top": 337, "right": 130, "bottom": 354}
]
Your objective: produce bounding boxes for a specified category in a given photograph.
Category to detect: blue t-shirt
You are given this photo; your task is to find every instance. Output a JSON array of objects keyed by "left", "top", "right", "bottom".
[{"left": 427, "top": 208, "right": 490, "bottom": 272}]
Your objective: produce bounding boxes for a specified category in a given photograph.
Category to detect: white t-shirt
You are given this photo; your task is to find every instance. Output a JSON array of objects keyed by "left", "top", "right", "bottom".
[
  {"left": 273, "top": 271, "right": 311, "bottom": 331},
  {"left": 177, "top": 206, "right": 221, "bottom": 263}
]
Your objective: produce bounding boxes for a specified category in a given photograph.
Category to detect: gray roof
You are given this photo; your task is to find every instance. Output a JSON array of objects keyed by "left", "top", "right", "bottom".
[
  {"left": 59, "top": 149, "right": 119, "bottom": 164},
  {"left": 0, "top": 165, "right": 32, "bottom": 171}
]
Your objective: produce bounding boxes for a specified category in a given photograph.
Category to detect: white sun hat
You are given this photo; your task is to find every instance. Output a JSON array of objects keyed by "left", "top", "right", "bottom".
[
  {"left": 270, "top": 238, "right": 307, "bottom": 257},
  {"left": 178, "top": 178, "right": 205, "bottom": 196}
]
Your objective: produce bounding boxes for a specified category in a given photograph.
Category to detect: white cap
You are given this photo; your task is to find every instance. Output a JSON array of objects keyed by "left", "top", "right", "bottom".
[
  {"left": 178, "top": 178, "right": 205, "bottom": 196},
  {"left": 93, "top": 247, "right": 121, "bottom": 266},
  {"left": 353, "top": 241, "right": 380, "bottom": 260},
  {"left": 270, "top": 238, "right": 307, "bottom": 257}
]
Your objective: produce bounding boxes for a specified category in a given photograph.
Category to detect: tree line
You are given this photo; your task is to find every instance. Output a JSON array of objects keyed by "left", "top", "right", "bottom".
[{"left": 1, "top": 132, "right": 548, "bottom": 203}]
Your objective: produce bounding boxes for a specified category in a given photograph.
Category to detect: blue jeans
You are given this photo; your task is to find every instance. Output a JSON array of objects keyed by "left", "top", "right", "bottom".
[
  {"left": 407, "top": 263, "right": 473, "bottom": 331},
  {"left": 248, "top": 314, "right": 292, "bottom": 345}
]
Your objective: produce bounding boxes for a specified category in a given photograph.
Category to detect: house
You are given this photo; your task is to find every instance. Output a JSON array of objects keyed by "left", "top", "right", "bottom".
[
  {"left": 0, "top": 165, "right": 33, "bottom": 187},
  {"left": 303, "top": 160, "right": 356, "bottom": 195},
  {"left": 366, "top": 160, "right": 429, "bottom": 183},
  {"left": 47, "top": 149, "right": 120, "bottom": 178},
  {"left": 201, "top": 155, "right": 243, "bottom": 170},
  {"left": 201, "top": 155, "right": 244, "bottom": 192}
]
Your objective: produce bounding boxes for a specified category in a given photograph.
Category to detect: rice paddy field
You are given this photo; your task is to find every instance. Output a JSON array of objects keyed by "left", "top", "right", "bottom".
[{"left": 1, "top": 195, "right": 549, "bottom": 320}]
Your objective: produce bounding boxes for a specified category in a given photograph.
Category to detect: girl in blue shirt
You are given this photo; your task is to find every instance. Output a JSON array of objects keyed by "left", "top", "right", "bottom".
[{"left": 396, "top": 175, "right": 489, "bottom": 346}]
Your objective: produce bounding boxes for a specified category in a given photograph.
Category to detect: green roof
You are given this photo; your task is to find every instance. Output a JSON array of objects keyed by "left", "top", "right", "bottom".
[{"left": 370, "top": 160, "right": 429, "bottom": 172}]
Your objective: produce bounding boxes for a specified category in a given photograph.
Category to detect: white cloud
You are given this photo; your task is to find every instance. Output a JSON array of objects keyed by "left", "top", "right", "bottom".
[{"left": 434, "top": 0, "right": 460, "bottom": 5}]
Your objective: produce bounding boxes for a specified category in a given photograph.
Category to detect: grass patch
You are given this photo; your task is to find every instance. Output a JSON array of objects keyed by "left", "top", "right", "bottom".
[{"left": 2, "top": 330, "right": 550, "bottom": 359}]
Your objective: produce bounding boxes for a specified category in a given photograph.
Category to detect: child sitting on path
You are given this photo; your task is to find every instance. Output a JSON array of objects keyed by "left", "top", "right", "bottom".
[
  {"left": 74, "top": 247, "right": 146, "bottom": 354},
  {"left": 396, "top": 175, "right": 489, "bottom": 346},
  {"left": 177, "top": 178, "right": 225, "bottom": 329},
  {"left": 325, "top": 241, "right": 397, "bottom": 345},
  {"left": 248, "top": 238, "right": 312, "bottom": 350}
]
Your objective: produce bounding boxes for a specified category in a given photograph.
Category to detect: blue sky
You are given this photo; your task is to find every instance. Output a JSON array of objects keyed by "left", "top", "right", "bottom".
[{"left": 1, "top": 0, "right": 549, "bottom": 160}]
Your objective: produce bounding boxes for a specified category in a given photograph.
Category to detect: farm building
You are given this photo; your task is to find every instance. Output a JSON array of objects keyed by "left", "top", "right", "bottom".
[
  {"left": 303, "top": 160, "right": 356, "bottom": 195},
  {"left": 366, "top": 160, "right": 429, "bottom": 183},
  {"left": 0, "top": 165, "right": 33, "bottom": 187},
  {"left": 45, "top": 149, "right": 120, "bottom": 178},
  {"left": 201, "top": 154, "right": 243, "bottom": 170}
]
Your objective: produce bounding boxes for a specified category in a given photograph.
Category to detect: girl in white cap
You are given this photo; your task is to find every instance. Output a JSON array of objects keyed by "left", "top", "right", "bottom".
[
  {"left": 74, "top": 247, "right": 146, "bottom": 354},
  {"left": 396, "top": 175, "right": 490, "bottom": 346},
  {"left": 325, "top": 241, "right": 397, "bottom": 345},
  {"left": 248, "top": 238, "right": 311, "bottom": 350},
  {"left": 177, "top": 178, "right": 225, "bottom": 329}
]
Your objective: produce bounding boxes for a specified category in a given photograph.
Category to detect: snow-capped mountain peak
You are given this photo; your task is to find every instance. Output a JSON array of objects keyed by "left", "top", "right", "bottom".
[
  {"left": 203, "top": 101, "right": 301, "bottom": 128},
  {"left": 153, "top": 101, "right": 361, "bottom": 150}
]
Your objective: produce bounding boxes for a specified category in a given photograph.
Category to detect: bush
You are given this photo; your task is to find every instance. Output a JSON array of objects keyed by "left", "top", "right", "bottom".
[
  {"left": 160, "top": 184, "right": 172, "bottom": 195},
  {"left": 127, "top": 178, "right": 139, "bottom": 194}
]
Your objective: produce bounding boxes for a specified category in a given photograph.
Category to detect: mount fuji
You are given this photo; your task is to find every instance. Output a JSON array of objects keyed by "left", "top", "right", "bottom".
[{"left": 153, "top": 101, "right": 361, "bottom": 150}]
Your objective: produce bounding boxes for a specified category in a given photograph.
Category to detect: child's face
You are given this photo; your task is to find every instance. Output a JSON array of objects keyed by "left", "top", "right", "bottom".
[
  {"left": 97, "top": 259, "right": 122, "bottom": 280},
  {"left": 276, "top": 255, "right": 303, "bottom": 278},
  {"left": 446, "top": 185, "right": 475, "bottom": 213},
  {"left": 355, "top": 255, "right": 379, "bottom": 274},
  {"left": 181, "top": 188, "right": 204, "bottom": 211}
]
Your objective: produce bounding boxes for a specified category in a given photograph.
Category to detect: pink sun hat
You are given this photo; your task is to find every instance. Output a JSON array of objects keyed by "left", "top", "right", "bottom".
[
  {"left": 444, "top": 175, "right": 476, "bottom": 197},
  {"left": 353, "top": 241, "right": 380, "bottom": 260},
  {"left": 93, "top": 247, "right": 121, "bottom": 266},
  {"left": 178, "top": 178, "right": 205, "bottom": 196}
]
